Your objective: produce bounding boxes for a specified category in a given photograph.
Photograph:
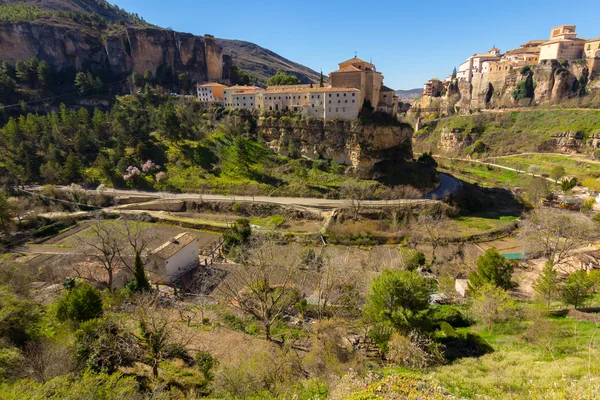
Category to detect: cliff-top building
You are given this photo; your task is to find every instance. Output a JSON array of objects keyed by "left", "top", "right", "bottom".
[
  {"left": 199, "top": 56, "right": 397, "bottom": 120},
  {"left": 539, "top": 25, "right": 586, "bottom": 62}
]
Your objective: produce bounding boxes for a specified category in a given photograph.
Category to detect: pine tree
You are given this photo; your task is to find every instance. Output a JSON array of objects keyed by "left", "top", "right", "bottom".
[
  {"left": 533, "top": 260, "right": 559, "bottom": 308},
  {"left": 133, "top": 250, "right": 151, "bottom": 292},
  {"left": 319, "top": 71, "right": 324, "bottom": 88}
]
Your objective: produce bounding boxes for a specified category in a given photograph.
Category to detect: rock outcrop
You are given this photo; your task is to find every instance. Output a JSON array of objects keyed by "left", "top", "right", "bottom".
[
  {"left": 420, "top": 59, "right": 600, "bottom": 112},
  {"left": 0, "top": 20, "right": 229, "bottom": 83},
  {"left": 258, "top": 118, "right": 413, "bottom": 177}
]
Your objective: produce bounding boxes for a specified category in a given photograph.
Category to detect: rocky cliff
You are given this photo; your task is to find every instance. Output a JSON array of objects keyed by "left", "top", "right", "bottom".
[
  {"left": 258, "top": 118, "right": 414, "bottom": 177},
  {"left": 420, "top": 58, "right": 600, "bottom": 112},
  {"left": 0, "top": 20, "right": 228, "bottom": 83}
]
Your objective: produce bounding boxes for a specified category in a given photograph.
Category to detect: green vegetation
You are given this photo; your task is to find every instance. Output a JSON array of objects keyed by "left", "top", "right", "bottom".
[
  {"left": 437, "top": 158, "right": 534, "bottom": 188},
  {"left": 415, "top": 109, "right": 600, "bottom": 155},
  {"left": 265, "top": 71, "right": 301, "bottom": 86},
  {"left": 491, "top": 154, "right": 600, "bottom": 189},
  {"left": 0, "top": 2, "right": 152, "bottom": 27},
  {"left": 0, "top": 92, "right": 417, "bottom": 197},
  {"left": 0, "top": 4, "right": 48, "bottom": 22},
  {"left": 468, "top": 248, "right": 515, "bottom": 290}
]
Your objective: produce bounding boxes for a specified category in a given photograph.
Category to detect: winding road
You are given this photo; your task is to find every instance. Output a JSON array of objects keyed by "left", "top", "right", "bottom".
[{"left": 22, "top": 174, "right": 464, "bottom": 210}]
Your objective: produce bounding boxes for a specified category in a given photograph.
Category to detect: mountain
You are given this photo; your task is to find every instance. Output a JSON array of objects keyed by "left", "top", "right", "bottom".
[
  {"left": 0, "top": 0, "right": 151, "bottom": 25},
  {"left": 396, "top": 88, "right": 422, "bottom": 101},
  {"left": 0, "top": 0, "right": 320, "bottom": 84},
  {"left": 216, "top": 39, "right": 320, "bottom": 84}
]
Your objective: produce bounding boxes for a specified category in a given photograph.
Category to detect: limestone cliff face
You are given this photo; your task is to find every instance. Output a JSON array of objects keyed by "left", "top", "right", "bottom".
[
  {"left": 0, "top": 21, "right": 227, "bottom": 82},
  {"left": 421, "top": 59, "right": 600, "bottom": 112},
  {"left": 258, "top": 118, "right": 413, "bottom": 177}
]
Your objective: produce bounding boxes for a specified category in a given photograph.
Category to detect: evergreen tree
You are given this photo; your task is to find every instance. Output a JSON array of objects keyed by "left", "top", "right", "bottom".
[
  {"left": 319, "top": 71, "right": 324, "bottom": 87},
  {"left": 469, "top": 248, "right": 514, "bottom": 290},
  {"left": 36, "top": 60, "right": 53, "bottom": 90},
  {"left": 533, "top": 260, "right": 559, "bottom": 308},
  {"left": 561, "top": 270, "right": 593, "bottom": 308},
  {"left": 132, "top": 250, "right": 151, "bottom": 292}
]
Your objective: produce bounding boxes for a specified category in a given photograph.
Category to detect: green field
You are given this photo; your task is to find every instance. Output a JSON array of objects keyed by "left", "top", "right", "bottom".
[
  {"left": 491, "top": 154, "right": 600, "bottom": 187},
  {"left": 437, "top": 159, "right": 536, "bottom": 188}
]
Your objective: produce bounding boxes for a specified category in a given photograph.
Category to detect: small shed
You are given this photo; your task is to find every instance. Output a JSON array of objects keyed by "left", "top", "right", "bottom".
[{"left": 148, "top": 232, "right": 200, "bottom": 285}]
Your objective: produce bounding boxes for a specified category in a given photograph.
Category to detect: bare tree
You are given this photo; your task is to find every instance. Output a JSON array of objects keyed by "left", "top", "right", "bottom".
[
  {"left": 418, "top": 212, "right": 447, "bottom": 264},
  {"left": 76, "top": 219, "right": 152, "bottom": 289},
  {"left": 219, "top": 238, "right": 302, "bottom": 342},
  {"left": 76, "top": 222, "right": 125, "bottom": 290},
  {"left": 340, "top": 181, "right": 378, "bottom": 220},
  {"left": 520, "top": 208, "right": 598, "bottom": 270},
  {"left": 24, "top": 338, "right": 75, "bottom": 383},
  {"left": 117, "top": 219, "right": 152, "bottom": 274},
  {"left": 132, "top": 295, "right": 195, "bottom": 379}
]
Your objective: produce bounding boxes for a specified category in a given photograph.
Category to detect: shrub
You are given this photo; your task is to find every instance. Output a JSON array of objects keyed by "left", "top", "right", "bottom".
[
  {"left": 387, "top": 331, "right": 444, "bottom": 369},
  {"left": 56, "top": 282, "right": 102, "bottom": 323},
  {"left": 561, "top": 177, "right": 577, "bottom": 191},
  {"left": 583, "top": 198, "right": 596, "bottom": 211},
  {"left": 438, "top": 332, "right": 493, "bottom": 362},
  {"left": 195, "top": 351, "right": 216, "bottom": 381},
  {"left": 431, "top": 306, "right": 473, "bottom": 328}
]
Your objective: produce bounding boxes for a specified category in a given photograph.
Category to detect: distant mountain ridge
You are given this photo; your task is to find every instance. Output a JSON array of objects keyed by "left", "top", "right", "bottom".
[
  {"left": 396, "top": 88, "right": 422, "bottom": 101},
  {"left": 216, "top": 39, "right": 321, "bottom": 84}
]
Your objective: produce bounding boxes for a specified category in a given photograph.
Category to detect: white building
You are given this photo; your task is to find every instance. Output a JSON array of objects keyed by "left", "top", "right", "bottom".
[
  {"left": 148, "top": 232, "right": 200, "bottom": 285},
  {"left": 197, "top": 82, "right": 228, "bottom": 104},
  {"left": 456, "top": 47, "right": 502, "bottom": 82},
  {"left": 257, "top": 86, "right": 360, "bottom": 119},
  {"left": 223, "top": 85, "right": 262, "bottom": 107}
]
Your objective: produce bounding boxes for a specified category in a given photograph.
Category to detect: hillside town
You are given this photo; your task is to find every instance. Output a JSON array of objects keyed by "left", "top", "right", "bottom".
[
  {"left": 197, "top": 57, "right": 398, "bottom": 120},
  {"left": 5, "top": 1, "right": 600, "bottom": 398},
  {"left": 423, "top": 25, "right": 600, "bottom": 97}
]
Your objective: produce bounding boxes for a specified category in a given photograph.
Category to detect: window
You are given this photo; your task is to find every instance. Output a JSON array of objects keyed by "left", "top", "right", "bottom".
[
  {"left": 338, "top": 100, "right": 340, "bottom": 104},
  {"left": 343, "top": 93, "right": 346, "bottom": 97},
  {"left": 329, "top": 100, "right": 331, "bottom": 104},
  {"left": 352, "top": 100, "right": 355, "bottom": 103},
  {"left": 343, "top": 107, "right": 345, "bottom": 112},
  {"left": 329, "top": 94, "right": 332, "bottom": 97},
  {"left": 352, "top": 93, "right": 355, "bottom": 97},
  {"left": 336, "top": 108, "right": 338, "bottom": 112},
  {"left": 345, "top": 100, "right": 347, "bottom": 103},
  {"left": 328, "top": 108, "right": 331, "bottom": 112},
  {"left": 337, "top": 94, "right": 339, "bottom": 97}
]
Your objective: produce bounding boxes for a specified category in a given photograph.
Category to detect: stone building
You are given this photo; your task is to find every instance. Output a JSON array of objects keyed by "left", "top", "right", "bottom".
[
  {"left": 216, "top": 56, "right": 396, "bottom": 120},
  {"left": 539, "top": 25, "right": 586, "bottom": 62},
  {"left": 422, "top": 78, "right": 445, "bottom": 96},
  {"left": 585, "top": 37, "right": 600, "bottom": 59},
  {"left": 328, "top": 57, "right": 385, "bottom": 109}
]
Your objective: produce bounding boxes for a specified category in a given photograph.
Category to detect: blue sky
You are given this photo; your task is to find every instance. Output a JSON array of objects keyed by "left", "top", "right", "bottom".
[{"left": 112, "top": 0, "right": 600, "bottom": 90}]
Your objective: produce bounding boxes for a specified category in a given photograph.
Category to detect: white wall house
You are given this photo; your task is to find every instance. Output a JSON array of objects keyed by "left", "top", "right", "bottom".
[{"left": 148, "top": 232, "right": 200, "bottom": 284}]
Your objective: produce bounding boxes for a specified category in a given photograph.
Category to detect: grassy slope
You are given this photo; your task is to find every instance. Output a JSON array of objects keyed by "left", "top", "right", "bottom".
[
  {"left": 430, "top": 316, "right": 600, "bottom": 399},
  {"left": 415, "top": 109, "right": 600, "bottom": 156},
  {"left": 491, "top": 154, "right": 600, "bottom": 181}
]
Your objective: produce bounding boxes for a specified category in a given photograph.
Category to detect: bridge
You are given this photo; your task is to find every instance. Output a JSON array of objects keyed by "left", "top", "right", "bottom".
[{"left": 398, "top": 107, "right": 442, "bottom": 113}]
